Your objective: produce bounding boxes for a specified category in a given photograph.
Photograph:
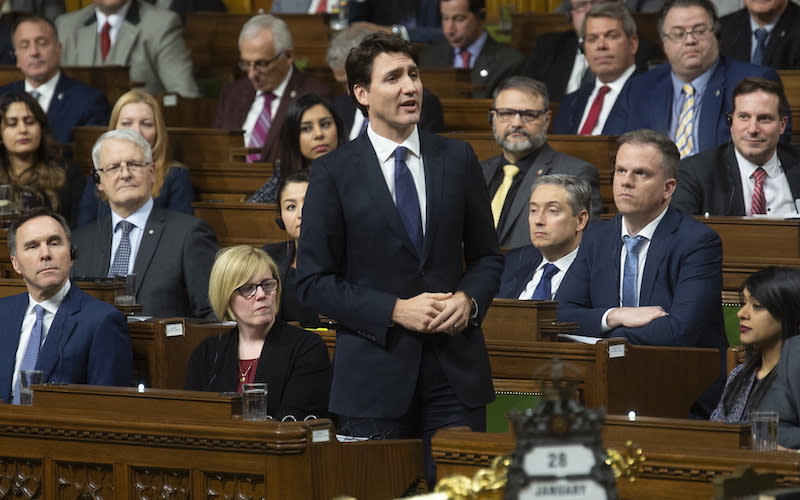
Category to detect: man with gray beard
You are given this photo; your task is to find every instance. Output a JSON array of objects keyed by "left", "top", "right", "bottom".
[{"left": 480, "top": 76, "right": 602, "bottom": 249}]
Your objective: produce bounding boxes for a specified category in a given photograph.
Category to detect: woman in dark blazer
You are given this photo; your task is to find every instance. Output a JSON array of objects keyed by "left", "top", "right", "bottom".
[{"left": 184, "top": 245, "right": 330, "bottom": 420}]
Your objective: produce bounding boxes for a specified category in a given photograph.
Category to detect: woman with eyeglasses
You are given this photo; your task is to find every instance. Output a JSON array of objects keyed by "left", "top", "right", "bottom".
[
  {"left": 184, "top": 245, "right": 330, "bottom": 419},
  {"left": 77, "top": 90, "right": 194, "bottom": 226},
  {"left": 0, "top": 92, "right": 84, "bottom": 225}
]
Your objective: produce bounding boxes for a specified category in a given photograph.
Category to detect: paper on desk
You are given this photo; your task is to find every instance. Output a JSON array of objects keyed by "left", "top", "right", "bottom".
[
  {"left": 127, "top": 315, "right": 153, "bottom": 322},
  {"left": 558, "top": 333, "right": 601, "bottom": 344}
]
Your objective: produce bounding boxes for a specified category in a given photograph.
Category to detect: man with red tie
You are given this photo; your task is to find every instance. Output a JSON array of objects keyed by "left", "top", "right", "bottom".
[
  {"left": 480, "top": 76, "right": 601, "bottom": 249},
  {"left": 551, "top": 2, "right": 641, "bottom": 134}
]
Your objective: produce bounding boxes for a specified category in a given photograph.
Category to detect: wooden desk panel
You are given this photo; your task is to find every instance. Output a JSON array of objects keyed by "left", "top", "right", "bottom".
[
  {"left": 193, "top": 201, "right": 284, "bottom": 246},
  {"left": 702, "top": 216, "right": 800, "bottom": 260},
  {"left": 0, "top": 65, "right": 133, "bottom": 108},
  {"left": 440, "top": 98, "right": 493, "bottom": 132}
]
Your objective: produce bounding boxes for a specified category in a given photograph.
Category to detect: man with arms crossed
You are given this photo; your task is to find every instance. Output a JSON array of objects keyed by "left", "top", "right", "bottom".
[
  {"left": 297, "top": 32, "right": 503, "bottom": 484},
  {"left": 0, "top": 208, "right": 132, "bottom": 404}
]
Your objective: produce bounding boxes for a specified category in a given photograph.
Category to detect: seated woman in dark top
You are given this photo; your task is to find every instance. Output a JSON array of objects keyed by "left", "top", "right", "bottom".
[
  {"left": 184, "top": 245, "right": 330, "bottom": 420},
  {"left": 78, "top": 90, "right": 194, "bottom": 226},
  {"left": 248, "top": 93, "right": 345, "bottom": 203},
  {"left": 0, "top": 92, "right": 83, "bottom": 225},
  {"left": 263, "top": 171, "right": 321, "bottom": 327},
  {"left": 710, "top": 267, "right": 800, "bottom": 423}
]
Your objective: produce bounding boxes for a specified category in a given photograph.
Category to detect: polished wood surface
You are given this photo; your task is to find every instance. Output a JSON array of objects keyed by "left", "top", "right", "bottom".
[
  {"left": 192, "top": 201, "right": 283, "bottom": 246},
  {"left": 440, "top": 98, "right": 493, "bottom": 132},
  {"left": 0, "top": 65, "right": 134, "bottom": 108},
  {"left": 0, "top": 385, "right": 424, "bottom": 499}
]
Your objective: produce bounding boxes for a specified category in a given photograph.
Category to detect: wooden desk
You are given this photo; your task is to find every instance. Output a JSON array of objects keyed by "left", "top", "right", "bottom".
[
  {"left": 192, "top": 201, "right": 284, "bottom": 246},
  {"left": 432, "top": 421, "right": 800, "bottom": 499},
  {"left": 0, "top": 385, "right": 423, "bottom": 499},
  {"left": 0, "top": 65, "right": 133, "bottom": 108},
  {"left": 421, "top": 68, "right": 477, "bottom": 99},
  {"left": 440, "top": 98, "right": 493, "bottom": 132}
]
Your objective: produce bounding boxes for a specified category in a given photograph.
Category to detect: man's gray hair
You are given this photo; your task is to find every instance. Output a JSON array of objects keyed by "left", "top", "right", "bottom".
[
  {"left": 326, "top": 25, "right": 373, "bottom": 70},
  {"left": 582, "top": 1, "right": 637, "bottom": 38},
  {"left": 531, "top": 174, "right": 592, "bottom": 216},
  {"left": 91, "top": 128, "right": 153, "bottom": 171},
  {"left": 492, "top": 76, "right": 550, "bottom": 111},
  {"left": 239, "top": 14, "right": 293, "bottom": 52}
]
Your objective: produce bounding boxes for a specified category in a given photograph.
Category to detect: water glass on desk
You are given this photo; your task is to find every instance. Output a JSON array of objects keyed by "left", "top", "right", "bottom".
[
  {"left": 242, "top": 383, "right": 268, "bottom": 421},
  {"left": 751, "top": 411, "right": 779, "bottom": 451},
  {"left": 18, "top": 369, "right": 43, "bottom": 405}
]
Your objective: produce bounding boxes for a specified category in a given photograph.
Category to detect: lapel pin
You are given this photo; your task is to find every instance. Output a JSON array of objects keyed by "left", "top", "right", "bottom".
[
  {"left": 480, "top": 69, "right": 488, "bottom": 78},
  {"left": 148, "top": 229, "right": 154, "bottom": 235},
  {"left": 289, "top": 90, "right": 297, "bottom": 98},
  {"left": 537, "top": 169, "right": 544, "bottom": 175},
  {"left": 57, "top": 92, "right": 64, "bottom": 100},
  {"left": 715, "top": 89, "right": 720, "bottom": 97}
]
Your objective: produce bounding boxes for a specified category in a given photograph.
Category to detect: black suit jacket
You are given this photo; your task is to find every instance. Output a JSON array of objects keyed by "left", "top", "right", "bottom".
[
  {"left": 720, "top": 3, "right": 800, "bottom": 69},
  {"left": 497, "top": 245, "right": 544, "bottom": 299},
  {"left": 71, "top": 206, "right": 218, "bottom": 319},
  {"left": 332, "top": 89, "right": 444, "bottom": 136},
  {"left": 184, "top": 321, "right": 331, "bottom": 419},
  {"left": 296, "top": 130, "right": 503, "bottom": 418},
  {"left": 551, "top": 69, "right": 637, "bottom": 134},
  {"left": 520, "top": 29, "right": 663, "bottom": 102},
  {"left": 673, "top": 143, "right": 800, "bottom": 216}
]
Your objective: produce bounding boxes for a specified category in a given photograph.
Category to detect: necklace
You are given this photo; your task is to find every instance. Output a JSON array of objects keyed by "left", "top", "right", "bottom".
[{"left": 239, "top": 362, "right": 254, "bottom": 383}]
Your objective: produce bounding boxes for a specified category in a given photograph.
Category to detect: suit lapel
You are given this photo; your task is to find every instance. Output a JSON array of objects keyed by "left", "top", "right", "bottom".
[
  {"left": 639, "top": 208, "right": 678, "bottom": 305},
  {"left": 726, "top": 144, "right": 746, "bottom": 215},
  {"left": 698, "top": 61, "right": 725, "bottom": 151},
  {"left": 47, "top": 74, "right": 68, "bottom": 117},
  {"left": 499, "top": 146, "right": 554, "bottom": 242},
  {"left": 421, "top": 133, "right": 442, "bottom": 263},
  {"left": 111, "top": 20, "right": 140, "bottom": 65},
  {"left": 651, "top": 70, "right": 674, "bottom": 134},
  {"left": 571, "top": 86, "right": 592, "bottom": 133},
  {"left": 38, "top": 285, "right": 79, "bottom": 382},
  {"left": 514, "top": 249, "right": 542, "bottom": 299},
  {"left": 0, "top": 294, "right": 27, "bottom": 401},
  {"left": 779, "top": 146, "right": 800, "bottom": 204},
  {"left": 76, "top": 19, "right": 100, "bottom": 65},
  {"left": 132, "top": 208, "right": 166, "bottom": 295},
  {"left": 264, "top": 67, "right": 301, "bottom": 160}
]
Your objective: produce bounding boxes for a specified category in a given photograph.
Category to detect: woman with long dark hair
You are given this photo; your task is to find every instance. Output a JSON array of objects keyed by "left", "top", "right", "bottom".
[
  {"left": 0, "top": 92, "right": 83, "bottom": 225},
  {"left": 248, "top": 93, "right": 346, "bottom": 203},
  {"left": 710, "top": 267, "right": 800, "bottom": 422}
]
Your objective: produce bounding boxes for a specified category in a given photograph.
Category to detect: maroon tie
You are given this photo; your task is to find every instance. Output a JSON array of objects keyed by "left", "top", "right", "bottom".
[
  {"left": 579, "top": 85, "right": 610, "bottom": 135},
  {"left": 751, "top": 167, "right": 767, "bottom": 215},
  {"left": 100, "top": 21, "right": 111, "bottom": 61},
  {"left": 459, "top": 49, "right": 471, "bottom": 69},
  {"left": 315, "top": 0, "right": 327, "bottom": 12}
]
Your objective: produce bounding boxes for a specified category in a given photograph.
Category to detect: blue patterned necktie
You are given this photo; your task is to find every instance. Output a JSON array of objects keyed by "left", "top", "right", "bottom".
[
  {"left": 108, "top": 220, "right": 134, "bottom": 277},
  {"left": 13, "top": 305, "right": 45, "bottom": 405},
  {"left": 531, "top": 263, "right": 559, "bottom": 300},
  {"left": 622, "top": 235, "right": 646, "bottom": 307},
  {"left": 394, "top": 146, "right": 423, "bottom": 255},
  {"left": 752, "top": 28, "right": 768, "bottom": 66}
]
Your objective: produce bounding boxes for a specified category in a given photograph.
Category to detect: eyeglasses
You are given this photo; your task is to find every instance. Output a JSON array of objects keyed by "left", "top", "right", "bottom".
[
  {"left": 236, "top": 279, "right": 278, "bottom": 298},
  {"left": 570, "top": 0, "right": 597, "bottom": 12},
  {"left": 238, "top": 51, "right": 285, "bottom": 73},
  {"left": 95, "top": 160, "right": 151, "bottom": 176},
  {"left": 490, "top": 108, "right": 548, "bottom": 123},
  {"left": 662, "top": 25, "right": 714, "bottom": 43}
]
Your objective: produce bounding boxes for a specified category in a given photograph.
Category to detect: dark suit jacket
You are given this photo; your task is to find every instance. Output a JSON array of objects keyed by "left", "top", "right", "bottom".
[
  {"left": 758, "top": 335, "right": 800, "bottom": 448},
  {"left": 418, "top": 34, "right": 525, "bottom": 99},
  {"left": 348, "top": 0, "right": 443, "bottom": 43},
  {"left": 0, "top": 73, "right": 110, "bottom": 144},
  {"left": 673, "top": 143, "right": 800, "bottom": 216},
  {"left": 556, "top": 206, "right": 728, "bottom": 349},
  {"left": 296, "top": 131, "right": 503, "bottom": 418},
  {"left": 168, "top": 0, "right": 226, "bottom": 17},
  {"left": 551, "top": 70, "right": 636, "bottom": 134},
  {"left": 184, "top": 321, "right": 331, "bottom": 419},
  {"left": 481, "top": 145, "right": 602, "bottom": 249},
  {"left": 213, "top": 68, "right": 330, "bottom": 163},
  {"left": 720, "top": 3, "right": 800, "bottom": 69},
  {"left": 0, "top": 283, "right": 132, "bottom": 403},
  {"left": 332, "top": 89, "right": 444, "bottom": 136},
  {"left": 70, "top": 206, "right": 218, "bottom": 319},
  {"left": 519, "top": 30, "right": 663, "bottom": 102},
  {"left": 263, "top": 240, "right": 320, "bottom": 327},
  {"left": 0, "top": 17, "right": 14, "bottom": 64},
  {"left": 497, "top": 245, "right": 544, "bottom": 299},
  {"left": 616, "top": 56, "right": 784, "bottom": 150}
]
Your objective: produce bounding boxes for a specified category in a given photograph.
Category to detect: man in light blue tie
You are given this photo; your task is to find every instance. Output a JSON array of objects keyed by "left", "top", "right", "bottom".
[
  {"left": 556, "top": 129, "right": 727, "bottom": 353},
  {"left": 0, "top": 208, "right": 132, "bottom": 404},
  {"left": 497, "top": 174, "right": 590, "bottom": 300}
]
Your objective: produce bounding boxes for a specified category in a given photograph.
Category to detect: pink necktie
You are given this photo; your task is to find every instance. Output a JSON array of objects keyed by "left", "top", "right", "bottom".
[
  {"left": 579, "top": 85, "right": 610, "bottom": 135},
  {"left": 247, "top": 92, "right": 275, "bottom": 163},
  {"left": 459, "top": 49, "right": 471, "bottom": 69},
  {"left": 751, "top": 167, "right": 767, "bottom": 215}
]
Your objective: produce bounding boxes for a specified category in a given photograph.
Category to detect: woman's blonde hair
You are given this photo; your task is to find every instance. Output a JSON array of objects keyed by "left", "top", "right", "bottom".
[
  {"left": 108, "top": 90, "right": 172, "bottom": 197},
  {"left": 208, "top": 245, "right": 282, "bottom": 322}
]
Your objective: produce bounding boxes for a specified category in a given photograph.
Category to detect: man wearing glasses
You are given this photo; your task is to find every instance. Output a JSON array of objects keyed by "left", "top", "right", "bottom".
[
  {"left": 618, "top": 0, "right": 783, "bottom": 157},
  {"left": 480, "top": 76, "right": 601, "bottom": 250},
  {"left": 71, "top": 129, "right": 218, "bottom": 319},
  {"left": 213, "top": 14, "right": 329, "bottom": 178}
]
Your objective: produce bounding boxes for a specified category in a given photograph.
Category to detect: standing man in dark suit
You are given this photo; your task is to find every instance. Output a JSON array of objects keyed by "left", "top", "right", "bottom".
[
  {"left": 71, "top": 129, "right": 218, "bottom": 319},
  {"left": 213, "top": 14, "right": 330, "bottom": 200},
  {"left": 720, "top": 0, "right": 800, "bottom": 69},
  {"left": 296, "top": 32, "right": 503, "bottom": 485},
  {"left": 1, "top": 15, "right": 109, "bottom": 145},
  {"left": 498, "top": 174, "right": 590, "bottom": 300},
  {"left": 674, "top": 77, "right": 800, "bottom": 216},
  {"left": 0, "top": 208, "right": 132, "bottom": 404},
  {"left": 618, "top": 0, "right": 784, "bottom": 157},
  {"left": 326, "top": 25, "right": 444, "bottom": 139},
  {"left": 557, "top": 129, "right": 728, "bottom": 353},
  {"left": 417, "top": 0, "right": 524, "bottom": 98},
  {"left": 552, "top": 2, "right": 641, "bottom": 134},
  {"left": 519, "top": 0, "right": 662, "bottom": 102},
  {"left": 481, "top": 76, "right": 601, "bottom": 250}
]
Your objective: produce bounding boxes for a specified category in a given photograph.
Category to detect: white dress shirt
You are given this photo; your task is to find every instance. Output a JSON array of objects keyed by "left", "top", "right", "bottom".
[
  {"left": 109, "top": 197, "right": 154, "bottom": 275},
  {"left": 577, "top": 65, "right": 636, "bottom": 135},
  {"left": 735, "top": 149, "right": 796, "bottom": 216},
  {"left": 25, "top": 71, "right": 61, "bottom": 112},
  {"left": 517, "top": 246, "right": 580, "bottom": 300},
  {"left": 95, "top": 0, "right": 133, "bottom": 47}
]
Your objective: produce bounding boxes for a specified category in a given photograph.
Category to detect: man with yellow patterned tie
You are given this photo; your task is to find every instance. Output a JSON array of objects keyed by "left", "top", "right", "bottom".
[{"left": 480, "top": 76, "right": 602, "bottom": 249}]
